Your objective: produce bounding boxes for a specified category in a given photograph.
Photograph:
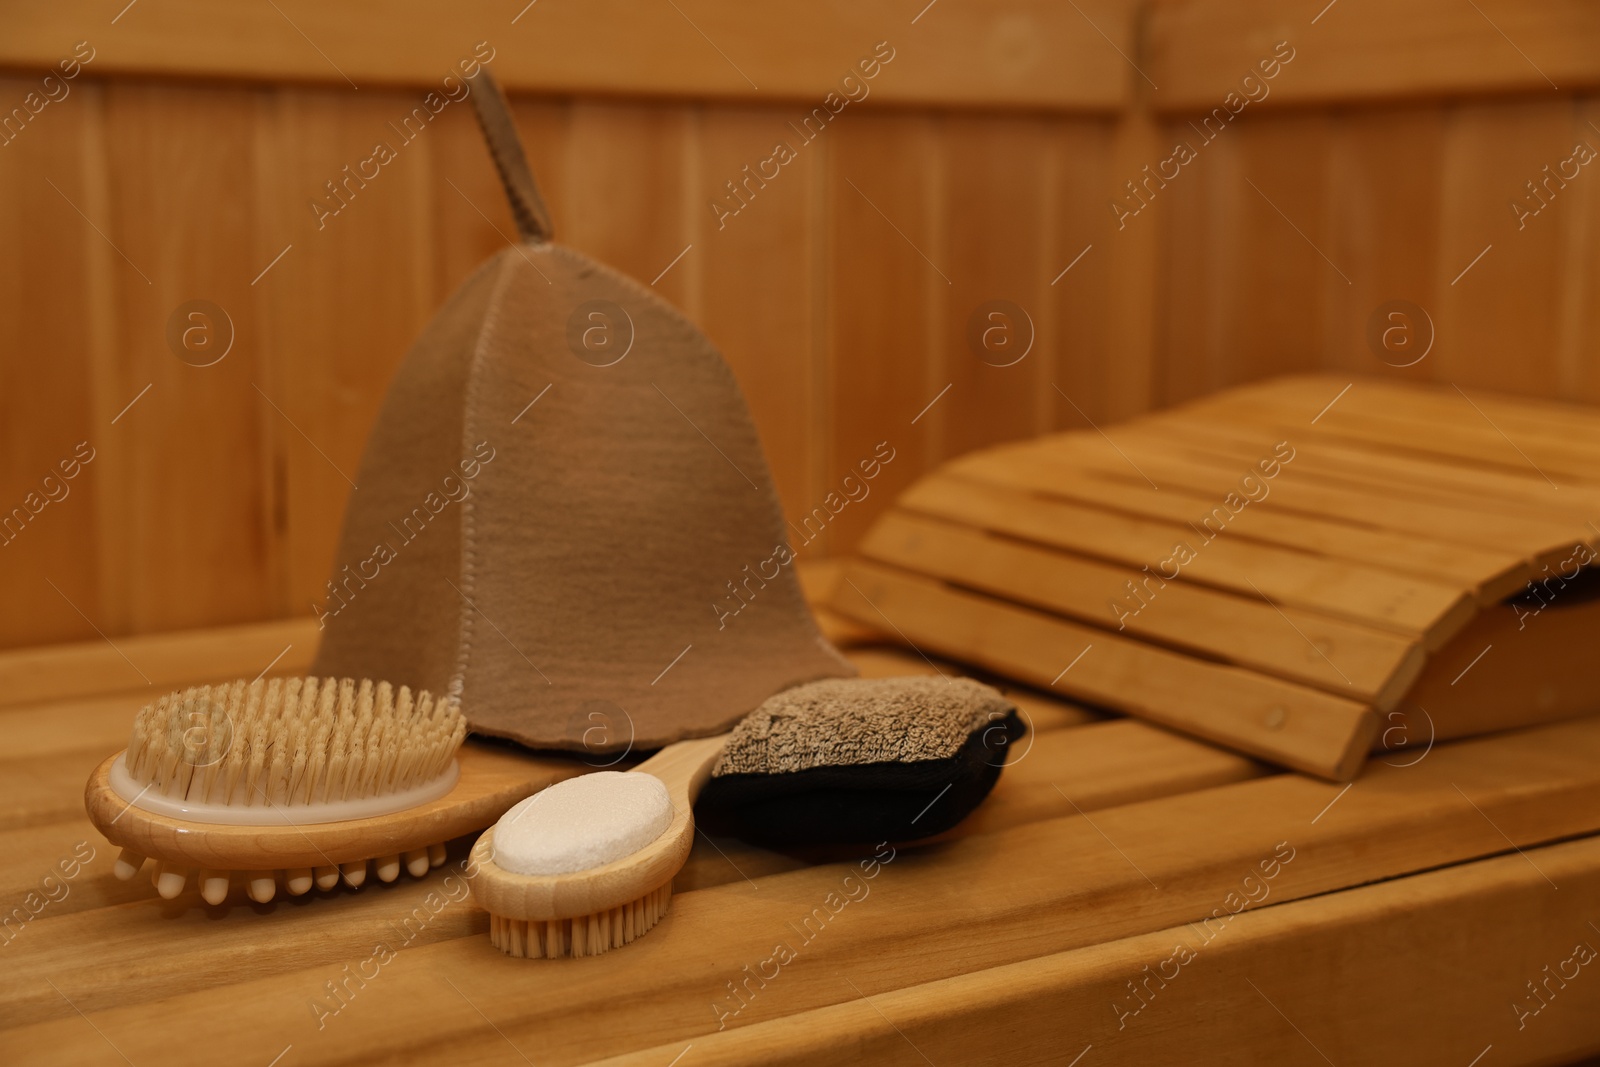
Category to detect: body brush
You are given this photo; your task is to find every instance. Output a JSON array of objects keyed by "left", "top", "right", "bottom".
[{"left": 84, "top": 676, "right": 580, "bottom": 904}]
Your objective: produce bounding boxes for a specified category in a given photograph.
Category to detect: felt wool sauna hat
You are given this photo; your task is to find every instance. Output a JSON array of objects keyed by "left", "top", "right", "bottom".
[{"left": 311, "top": 72, "right": 853, "bottom": 752}]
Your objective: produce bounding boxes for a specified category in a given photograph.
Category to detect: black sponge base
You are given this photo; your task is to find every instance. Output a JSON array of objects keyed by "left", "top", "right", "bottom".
[{"left": 696, "top": 710, "right": 1026, "bottom": 846}]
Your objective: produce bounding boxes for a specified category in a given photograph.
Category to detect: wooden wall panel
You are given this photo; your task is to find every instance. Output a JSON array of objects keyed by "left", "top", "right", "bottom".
[
  {"left": 1153, "top": 111, "right": 1345, "bottom": 402},
  {"left": 1155, "top": 94, "right": 1600, "bottom": 410},
  {"left": 1154, "top": 112, "right": 1243, "bottom": 404},
  {"left": 0, "top": 77, "right": 101, "bottom": 648},
  {"left": 697, "top": 107, "right": 822, "bottom": 526},
  {"left": 99, "top": 83, "right": 272, "bottom": 635},
  {"left": 937, "top": 115, "right": 1051, "bottom": 460},
  {"left": 1099, "top": 107, "right": 1163, "bottom": 422},
  {"left": 253, "top": 87, "right": 439, "bottom": 619},
  {"left": 1046, "top": 121, "right": 1119, "bottom": 426},
  {"left": 825, "top": 112, "right": 940, "bottom": 553},
  {"left": 1, "top": 71, "right": 1132, "bottom": 650},
  {"left": 1236, "top": 115, "right": 1341, "bottom": 383},
  {"left": 6, "top": 2, "right": 1600, "bottom": 651},
  {"left": 1433, "top": 100, "right": 1581, "bottom": 397},
  {"left": 1147, "top": 0, "right": 1600, "bottom": 110},
  {"left": 564, "top": 103, "right": 695, "bottom": 310},
  {"left": 1318, "top": 107, "right": 1445, "bottom": 385},
  {"left": 1569, "top": 98, "right": 1600, "bottom": 401},
  {"left": 0, "top": 1, "right": 1133, "bottom": 111}
]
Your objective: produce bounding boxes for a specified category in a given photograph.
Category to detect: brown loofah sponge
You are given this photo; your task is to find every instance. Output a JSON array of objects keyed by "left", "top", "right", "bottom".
[
  {"left": 698, "top": 676, "right": 1025, "bottom": 845},
  {"left": 714, "top": 676, "right": 1015, "bottom": 775}
]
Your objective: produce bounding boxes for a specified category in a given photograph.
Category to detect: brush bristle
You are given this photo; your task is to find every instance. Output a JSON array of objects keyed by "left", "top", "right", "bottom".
[
  {"left": 489, "top": 882, "right": 673, "bottom": 959},
  {"left": 124, "top": 677, "right": 465, "bottom": 808}
]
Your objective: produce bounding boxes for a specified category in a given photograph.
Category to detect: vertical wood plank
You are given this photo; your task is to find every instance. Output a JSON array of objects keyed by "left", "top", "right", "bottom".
[
  {"left": 1157, "top": 111, "right": 1338, "bottom": 404},
  {"left": 562, "top": 101, "right": 693, "bottom": 311},
  {"left": 1101, "top": 105, "right": 1162, "bottom": 418},
  {"left": 0, "top": 77, "right": 101, "bottom": 647},
  {"left": 1321, "top": 107, "right": 1445, "bottom": 383},
  {"left": 1231, "top": 112, "right": 1339, "bottom": 384},
  {"left": 1154, "top": 112, "right": 1243, "bottom": 406},
  {"left": 253, "top": 85, "right": 439, "bottom": 620},
  {"left": 937, "top": 114, "right": 1050, "bottom": 462},
  {"left": 79, "top": 83, "right": 129, "bottom": 643},
  {"left": 1031, "top": 124, "right": 1063, "bottom": 437},
  {"left": 1046, "top": 117, "right": 1119, "bottom": 427},
  {"left": 1434, "top": 98, "right": 1573, "bottom": 397},
  {"left": 1563, "top": 97, "right": 1600, "bottom": 402},
  {"left": 825, "top": 111, "right": 939, "bottom": 552},
  {"left": 695, "top": 107, "right": 819, "bottom": 529},
  {"left": 98, "top": 82, "right": 272, "bottom": 636}
]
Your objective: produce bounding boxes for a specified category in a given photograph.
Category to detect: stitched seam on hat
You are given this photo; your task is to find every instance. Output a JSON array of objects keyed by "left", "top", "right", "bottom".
[{"left": 449, "top": 250, "right": 519, "bottom": 704}]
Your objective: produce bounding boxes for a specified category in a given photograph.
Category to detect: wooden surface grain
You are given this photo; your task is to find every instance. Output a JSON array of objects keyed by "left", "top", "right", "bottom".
[
  {"left": 3, "top": 617, "right": 1600, "bottom": 1063},
  {"left": 0, "top": 1, "right": 1134, "bottom": 110},
  {"left": 1147, "top": 0, "right": 1600, "bottom": 110},
  {"left": 5, "top": 6, "right": 1600, "bottom": 654}
]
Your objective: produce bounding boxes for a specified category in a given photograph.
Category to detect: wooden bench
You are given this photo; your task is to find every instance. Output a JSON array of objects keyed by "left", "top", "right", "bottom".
[{"left": 2, "top": 606, "right": 1598, "bottom": 1064}]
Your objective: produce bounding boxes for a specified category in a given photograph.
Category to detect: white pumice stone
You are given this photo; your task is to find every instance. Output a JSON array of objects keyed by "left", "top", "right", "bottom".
[{"left": 492, "top": 771, "right": 673, "bottom": 876}]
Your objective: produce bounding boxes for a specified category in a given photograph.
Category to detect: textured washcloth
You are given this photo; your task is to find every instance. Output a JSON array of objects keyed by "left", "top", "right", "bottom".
[
  {"left": 310, "top": 71, "right": 854, "bottom": 752},
  {"left": 699, "top": 676, "right": 1025, "bottom": 845}
]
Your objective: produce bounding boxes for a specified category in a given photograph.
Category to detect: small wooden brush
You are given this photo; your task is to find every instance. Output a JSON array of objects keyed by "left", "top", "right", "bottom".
[
  {"left": 467, "top": 674, "right": 1022, "bottom": 958},
  {"left": 84, "top": 677, "right": 583, "bottom": 904},
  {"left": 470, "top": 733, "right": 726, "bottom": 958}
]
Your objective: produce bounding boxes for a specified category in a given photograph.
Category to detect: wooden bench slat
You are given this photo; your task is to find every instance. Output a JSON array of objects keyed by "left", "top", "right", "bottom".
[
  {"left": 1120, "top": 419, "right": 1600, "bottom": 549},
  {"left": 1136, "top": 408, "right": 1600, "bottom": 521},
  {"left": 901, "top": 471, "right": 1473, "bottom": 646},
  {"left": 945, "top": 446, "right": 1527, "bottom": 599},
  {"left": 860, "top": 509, "right": 1421, "bottom": 704},
  {"left": 1182, "top": 383, "right": 1600, "bottom": 488},
  {"left": 832, "top": 559, "right": 1378, "bottom": 780},
  {"left": 0, "top": 617, "right": 319, "bottom": 711},
  {"left": 1225, "top": 374, "right": 1600, "bottom": 458},
  {"left": 1039, "top": 432, "right": 1593, "bottom": 560},
  {"left": 2, "top": 715, "right": 1269, "bottom": 1022},
  {"left": 11, "top": 714, "right": 1600, "bottom": 1063},
  {"left": 597, "top": 834, "right": 1600, "bottom": 1066}
]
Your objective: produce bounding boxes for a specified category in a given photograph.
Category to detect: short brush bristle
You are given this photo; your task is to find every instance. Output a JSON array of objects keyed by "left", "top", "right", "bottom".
[
  {"left": 124, "top": 677, "right": 465, "bottom": 808},
  {"left": 488, "top": 882, "right": 674, "bottom": 959}
]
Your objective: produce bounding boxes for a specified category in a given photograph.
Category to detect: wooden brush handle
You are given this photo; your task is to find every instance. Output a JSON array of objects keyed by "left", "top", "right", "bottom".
[
  {"left": 84, "top": 743, "right": 588, "bottom": 870},
  {"left": 469, "top": 733, "right": 728, "bottom": 921}
]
